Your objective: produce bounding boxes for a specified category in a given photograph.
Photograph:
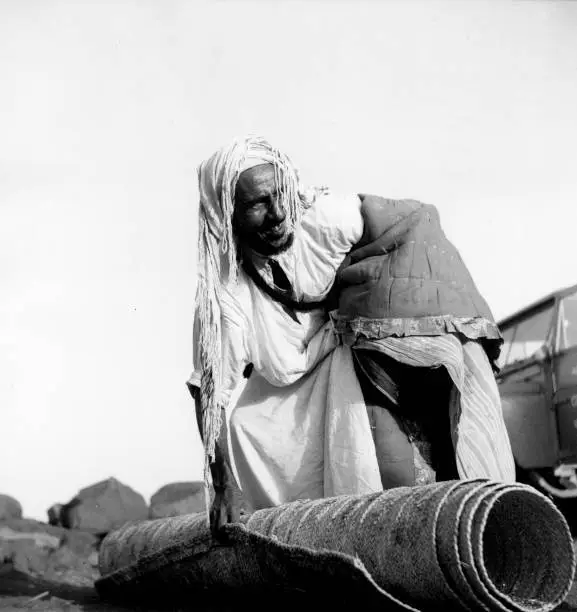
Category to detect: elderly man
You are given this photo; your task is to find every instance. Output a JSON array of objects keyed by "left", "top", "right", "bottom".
[{"left": 187, "top": 135, "right": 514, "bottom": 538}]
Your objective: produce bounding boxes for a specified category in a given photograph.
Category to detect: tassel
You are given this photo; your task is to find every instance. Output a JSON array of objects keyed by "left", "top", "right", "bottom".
[{"left": 203, "top": 454, "right": 211, "bottom": 528}]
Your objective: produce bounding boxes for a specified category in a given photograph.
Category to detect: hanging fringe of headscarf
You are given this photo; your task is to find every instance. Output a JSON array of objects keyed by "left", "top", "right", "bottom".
[{"left": 195, "top": 136, "right": 309, "bottom": 504}]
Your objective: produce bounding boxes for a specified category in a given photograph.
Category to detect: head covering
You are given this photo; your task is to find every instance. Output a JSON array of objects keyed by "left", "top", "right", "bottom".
[
  {"left": 239, "top": 154, "right": 275, "bottom": 173},
  {"left": 195, "top": 135, "right": 308, "bottom": 481}
]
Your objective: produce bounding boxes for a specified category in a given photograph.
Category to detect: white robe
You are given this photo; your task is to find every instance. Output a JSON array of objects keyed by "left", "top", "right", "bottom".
[{"left": 189, "top": 192, "right": 384, "bottom": 509}]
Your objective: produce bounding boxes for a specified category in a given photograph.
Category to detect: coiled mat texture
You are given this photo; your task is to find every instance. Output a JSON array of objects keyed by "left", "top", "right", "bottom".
[{"left": 96, "top": 480, "right": 576, "bottom": 611}]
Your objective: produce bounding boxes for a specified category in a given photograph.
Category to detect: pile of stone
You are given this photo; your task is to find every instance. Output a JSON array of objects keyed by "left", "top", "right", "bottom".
[{"left": 0, "top": 479, "right": 209, "bottom": 589}]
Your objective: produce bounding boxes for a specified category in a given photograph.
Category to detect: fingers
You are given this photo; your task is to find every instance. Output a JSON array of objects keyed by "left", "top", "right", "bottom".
[
  {"left": 209, "top": 491, "right": 240, "bottom": 543},
  {"left": 209, "top": 492, "right": 224, "bottom": 540},
  {"left": 227, "top": 502, "right": 240, "bottom": 524},
  {"left": 210, "top": 511, "right": 229, "bottom": 542}
]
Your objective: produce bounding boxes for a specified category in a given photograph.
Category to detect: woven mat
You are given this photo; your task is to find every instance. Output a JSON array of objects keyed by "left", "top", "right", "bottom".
[{"left": 96, "top": 480, "right": 576, "bottom": 611}]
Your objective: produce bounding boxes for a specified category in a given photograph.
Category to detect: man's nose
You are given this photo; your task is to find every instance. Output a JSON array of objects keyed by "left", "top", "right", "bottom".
[{"left": 267, "top": 195, "right": 285, "bottom": 224}]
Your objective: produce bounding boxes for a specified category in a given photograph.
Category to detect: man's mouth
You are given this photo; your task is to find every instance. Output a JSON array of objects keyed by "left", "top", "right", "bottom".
[
  {"left": 252, "top": 224, "right": 295, "bottom": 254},
  {"left": 262, "top": 224, "right": 287, "bottom": 240}
]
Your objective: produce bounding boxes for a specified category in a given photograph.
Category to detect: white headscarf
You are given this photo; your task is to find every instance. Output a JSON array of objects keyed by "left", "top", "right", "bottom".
[{"left": 195, "top": 135, "right": 309, "bottom": 477}]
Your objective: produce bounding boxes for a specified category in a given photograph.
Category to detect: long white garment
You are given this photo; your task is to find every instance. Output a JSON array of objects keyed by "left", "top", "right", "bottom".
[
  {"left": 356, "top": 335, "right": 516, "bottom": 482},
  {"left": 229, "top": 346, "right": 382, "bottom": 509},
  {"left": 189, "top": 191, "right": 382, "bottom": 508},
  {"left": 231, "top": 335, "right": 515, "bottom": 511}
]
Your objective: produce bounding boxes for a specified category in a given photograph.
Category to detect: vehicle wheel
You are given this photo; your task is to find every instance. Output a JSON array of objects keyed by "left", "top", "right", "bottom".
[
  {"left": 554, "top": 497, "right": 577, "bottom": 536},
  {"left": 517, "top": 465, "right": 577, "bottom": 534}
]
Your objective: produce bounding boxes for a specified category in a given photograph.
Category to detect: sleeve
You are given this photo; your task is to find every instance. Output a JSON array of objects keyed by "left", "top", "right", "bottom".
[
  {"left": 304, "top": 192, "right": 364, "bottom": 257},
  {"left": 186, "top": 310, "right": 202, "bottom": 392}
]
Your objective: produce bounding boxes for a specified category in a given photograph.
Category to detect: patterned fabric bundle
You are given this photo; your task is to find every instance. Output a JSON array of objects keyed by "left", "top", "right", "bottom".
[{"left": 96, "top": 480, "right": 575, "bottom": 612}]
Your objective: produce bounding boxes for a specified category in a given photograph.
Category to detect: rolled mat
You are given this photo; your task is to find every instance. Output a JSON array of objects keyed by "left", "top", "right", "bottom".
[{"left": 96, "top": 479, "right": 576, "bottom": 611}]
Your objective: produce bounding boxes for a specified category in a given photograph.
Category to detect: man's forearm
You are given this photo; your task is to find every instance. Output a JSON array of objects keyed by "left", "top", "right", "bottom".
[
  {"left": 188, "top": 384, "right": 237, "bottom": 493},
  {"left": 210, "top": 405, "right": 237, "bottom": 493}
]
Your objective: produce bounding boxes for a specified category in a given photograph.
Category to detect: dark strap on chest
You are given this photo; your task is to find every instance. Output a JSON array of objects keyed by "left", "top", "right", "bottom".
[
  {"left": 268, "top": 259, "right": 294, "bottom": 296},
  {"left": 241, "top": 255, "right": 327, "bottom": 313}
]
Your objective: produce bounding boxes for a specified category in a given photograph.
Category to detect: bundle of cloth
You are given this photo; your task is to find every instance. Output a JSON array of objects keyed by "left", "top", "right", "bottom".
[
  {"left": 96, "top": 480, "right": 575, "bottom": 612},
  {"left": 329, "top": 194, "right": 513, "bottom": 486},
  {"left": 333, "top": 194, "right": 501, "bottom": 358}
]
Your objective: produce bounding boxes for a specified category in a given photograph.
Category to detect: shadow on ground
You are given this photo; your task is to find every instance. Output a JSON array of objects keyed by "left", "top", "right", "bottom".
[
  {"left": 0, "top": 564, "right": 322, "bottom": 612},
  {"left": 0, "top": 565, "right": 136, "bottom": 611}
]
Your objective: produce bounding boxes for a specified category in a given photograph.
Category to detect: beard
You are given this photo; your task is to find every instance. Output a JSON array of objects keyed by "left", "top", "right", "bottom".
[
  {"left": 252, "top": 229, "right": 295, "bottom": 256},
  {"left": 234, "top": 221, "right": 295, "bottom": 257}
]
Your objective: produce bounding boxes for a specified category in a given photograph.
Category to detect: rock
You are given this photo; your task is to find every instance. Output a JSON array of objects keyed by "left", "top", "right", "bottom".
[
  {"left": 0, "top": 518, "right": 66, "bottom": 540},
  {"left": 2, "top": 518, "right": 99, "bottom": 556},
  {"left": 42, "top": 545, "right": 99, "bottom": 586},
  {"left": 149, "top": 482, "right": 208, "bottom": 519},
  {"left": 0, "top": 523, "right": 56, "bottom": 577},
  {"left": 1, "top": 541, "right": 98, "bottom": 586},
  {"left": 0, "top": 518, "right": 101, "bottom": 586},
  {"left": 60, "top": 529, "right": 100, "bottom": 557},
  {"left": 47, "top": 503, "right": 63, "bottom": 527},
  {"left": 0, "top": 494, "right": 22, "bottom": 521},
  {"left": 0, "top": 526, "right": 60, "bottom": 550},
  {"left": 60, "top": 477, "right": 148, "bottom": 534},
  {"left": 1, "top": 539, "right": 51, "bottom": 576}
]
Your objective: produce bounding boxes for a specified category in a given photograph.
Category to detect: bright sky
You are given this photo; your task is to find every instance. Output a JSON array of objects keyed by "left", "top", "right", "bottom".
[{"left": 1, "top": 0, "right": 576, "bottom": 521}]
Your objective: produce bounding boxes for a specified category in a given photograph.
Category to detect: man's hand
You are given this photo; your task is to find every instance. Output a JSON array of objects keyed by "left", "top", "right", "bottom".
[
  {"left": 188, "top": 384, "right": 248, "bottom": 541},
  {"left": 210, "top": 483, "right": 243, "bottom": 542}
]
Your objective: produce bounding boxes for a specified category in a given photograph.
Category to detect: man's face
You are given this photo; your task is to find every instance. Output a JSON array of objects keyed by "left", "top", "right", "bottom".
[{"left": 233, "top": 163, "right": 294, "bottom": 256}]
